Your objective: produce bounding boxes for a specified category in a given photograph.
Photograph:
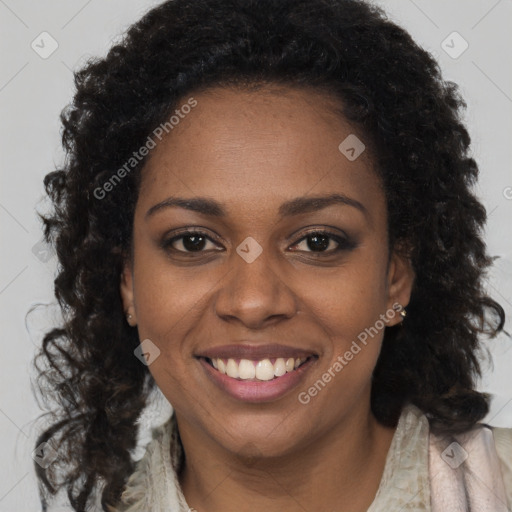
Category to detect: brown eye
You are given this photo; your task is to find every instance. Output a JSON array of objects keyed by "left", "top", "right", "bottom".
[
  {"left": 162, "top": 231, "right": 219, "bottom": 253},
  {"left": 303, "top": 233, "right": 331, "bottom": 252},
  {"left": 290, "top": 230, "right": 356, "bottom": 254}
]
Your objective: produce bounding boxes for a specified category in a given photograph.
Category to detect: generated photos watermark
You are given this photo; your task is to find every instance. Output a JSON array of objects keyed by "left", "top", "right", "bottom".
[{"left": 297, "top": 303, "right": 403, "bottom": 404}]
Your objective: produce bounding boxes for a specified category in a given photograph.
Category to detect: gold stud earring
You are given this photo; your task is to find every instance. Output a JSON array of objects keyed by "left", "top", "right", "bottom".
[{"left": 393, "top": 303, "right": 407, "bottom": 322}]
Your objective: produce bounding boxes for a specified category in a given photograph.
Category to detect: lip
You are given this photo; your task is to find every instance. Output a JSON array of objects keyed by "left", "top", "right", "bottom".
[
  {"left": 197, "top": 354, "right": 318, "bottom": 403},
  {"left": 196, "top": 343, "right": 318, "bottom": 360}
]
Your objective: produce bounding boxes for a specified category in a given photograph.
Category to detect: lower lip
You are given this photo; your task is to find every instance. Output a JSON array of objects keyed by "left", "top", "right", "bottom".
[{"left": 197, "top": 356, "right": 317, "bottom": 403}]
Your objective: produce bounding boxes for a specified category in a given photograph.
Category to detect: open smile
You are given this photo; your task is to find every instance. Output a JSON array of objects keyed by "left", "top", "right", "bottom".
[{"left": 196, "top": 353, "right": 318, "bottom": 402}]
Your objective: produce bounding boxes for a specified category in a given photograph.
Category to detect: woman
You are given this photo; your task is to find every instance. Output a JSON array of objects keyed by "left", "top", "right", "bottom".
[{"left": 32, "top": 0, "right": 512, "bottom": 511}]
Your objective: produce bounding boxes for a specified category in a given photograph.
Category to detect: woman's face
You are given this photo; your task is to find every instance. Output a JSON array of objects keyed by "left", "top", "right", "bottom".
[{"left": 121, "top": 85, "right": 414, "bottom": 458}]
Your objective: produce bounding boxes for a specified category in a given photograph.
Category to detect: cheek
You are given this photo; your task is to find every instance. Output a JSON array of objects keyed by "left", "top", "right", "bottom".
[
  {"left": 131, "top": 230, "right": 195, "bottom": 320},
  {"left": 301, "top": 253, "right": 389, "bottom": 331},
  {"left": 133, "top": 266, "right": 207, "bottom": 339},
  {"left": 297, "top": 250, "right": 389, "bottom": 385},
  {"left": 131, "top": 255, "right": 207, "bottom": 402}
]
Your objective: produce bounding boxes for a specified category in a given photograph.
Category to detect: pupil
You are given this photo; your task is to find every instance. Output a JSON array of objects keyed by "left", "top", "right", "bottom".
[
  {"left": 308, "top": 234, "right": 329, "bottom": 251},
  {"left": 183, "top": 235, "right": 205, "bottom": 251}
]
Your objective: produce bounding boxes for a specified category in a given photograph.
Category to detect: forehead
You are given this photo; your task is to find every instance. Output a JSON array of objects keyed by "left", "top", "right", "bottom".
[{"left": 137, "top": 85, "right": 384, "bottom": 222}]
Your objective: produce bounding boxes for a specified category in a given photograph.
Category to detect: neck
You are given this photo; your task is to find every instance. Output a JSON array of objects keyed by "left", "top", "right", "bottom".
[{"left": 176, "top": 404, "right": 397, "bottom": 512}]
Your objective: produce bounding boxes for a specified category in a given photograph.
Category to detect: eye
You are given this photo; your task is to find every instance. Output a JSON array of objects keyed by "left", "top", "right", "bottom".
[
  {"left": 289, "top": 230, "right": 355, "bottom": 254},
  {"left": 162, "top": 230, "right": 220, "bottom": 254},
  {"left": 161, "top": 228, "right": 356, "bottom": 257}
]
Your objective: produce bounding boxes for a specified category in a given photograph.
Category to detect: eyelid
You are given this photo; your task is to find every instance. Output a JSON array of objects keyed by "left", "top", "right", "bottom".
[
  {"left": 163, "top": 227, "right": 221, "bottom": 241},
  {"left": 287, "top": 224, "right": 351, "bottom": 244}
]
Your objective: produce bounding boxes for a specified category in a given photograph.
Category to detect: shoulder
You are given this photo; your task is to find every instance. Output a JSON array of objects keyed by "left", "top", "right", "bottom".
[
  {"left": 493, "top": 425, "right": 512, "bottom": 463},
  {"left": 492, "top": 426, "right": 512, "bottom": 508},
  {"left": 110, "top": 420, "right": 172, "bottom": 512},
  {"left": 429, "top": 421, "right": 512, "bottom": 511},
  {"left": 45, "top": 417, "right": 181, "bottom": 512}
]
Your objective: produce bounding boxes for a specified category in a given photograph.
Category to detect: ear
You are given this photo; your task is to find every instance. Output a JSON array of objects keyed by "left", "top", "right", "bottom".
[
  {"left": 385, "top": 248, "right": 415, "bottom": 327},
  {"left": 120, "top": 259, "right": 137, "bottom": 326}
]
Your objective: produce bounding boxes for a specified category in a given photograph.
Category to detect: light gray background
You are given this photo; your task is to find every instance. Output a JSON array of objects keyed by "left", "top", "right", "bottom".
[{"left": 1, "top": 0, "right": 511, "bottom": 510}]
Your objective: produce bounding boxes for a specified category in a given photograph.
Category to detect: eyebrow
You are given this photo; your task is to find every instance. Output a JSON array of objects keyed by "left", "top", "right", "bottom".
[{"left": 145, "top": 193, "right": 368, "bottom": 220}]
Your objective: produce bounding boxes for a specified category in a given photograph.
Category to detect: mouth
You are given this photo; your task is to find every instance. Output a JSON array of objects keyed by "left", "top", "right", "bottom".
[
  {"left": 199, "top": 355, "right": 315, "bottom": 381},
  {"left": 195, "top": 344, "right": 319, "bottom": 402}
]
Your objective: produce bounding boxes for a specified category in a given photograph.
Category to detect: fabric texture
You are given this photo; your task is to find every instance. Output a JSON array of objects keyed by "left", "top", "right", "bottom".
[
  {"left": 50, "top": 403, "right": 512, "bottom": 511},
  {"left": 429, "top": 423, "right": 510, "bottom": 511}
]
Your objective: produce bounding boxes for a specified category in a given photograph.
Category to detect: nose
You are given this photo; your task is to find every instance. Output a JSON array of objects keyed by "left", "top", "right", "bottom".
[{"left": 214, "top": 242, "right": 298, "bottom": 329}]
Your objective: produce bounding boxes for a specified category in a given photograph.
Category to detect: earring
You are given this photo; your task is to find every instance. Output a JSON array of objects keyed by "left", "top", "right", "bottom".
[
  {"left": 126, "top": 311, "right": 133, "bottom": 324},
  {"left": 393, "top": 303, "right": 407, "bottom": 322}
]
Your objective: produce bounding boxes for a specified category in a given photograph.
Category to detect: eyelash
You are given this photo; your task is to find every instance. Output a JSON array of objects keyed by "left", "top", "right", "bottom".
[{"left": 161, "top": 228, "right": 356, "bottom": 256}]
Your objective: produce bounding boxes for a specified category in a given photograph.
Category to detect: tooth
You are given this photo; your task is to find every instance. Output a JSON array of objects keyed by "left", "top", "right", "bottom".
[
  {"left": 226, "top": 358, "right": 239, "bottom": 378},
  {"left": 274, "top": 358, "right": 286, "bottom": 377},
  {"left": 238, "top": 359, "right": 256, "bottom": 379},
  {"left": 255, "top": 359, "right": 274, "bottom": 380},
  {"left": 213, "top": 355, "right": 308, "bottom": 379}
]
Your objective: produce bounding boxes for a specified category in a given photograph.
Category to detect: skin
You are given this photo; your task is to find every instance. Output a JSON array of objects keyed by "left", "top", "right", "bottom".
[{"left": 120, "top": 85, "right": 414, "bottom": 512}]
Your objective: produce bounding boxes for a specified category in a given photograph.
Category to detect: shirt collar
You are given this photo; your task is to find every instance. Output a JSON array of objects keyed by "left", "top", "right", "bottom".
[{"left": 119, "top": 402, "right": 431, "bottom": 511}]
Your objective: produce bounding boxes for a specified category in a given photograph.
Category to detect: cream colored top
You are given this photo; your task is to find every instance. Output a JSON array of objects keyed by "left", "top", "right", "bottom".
[
  {"left": 47, "top": 403, "right": 512, "bottom": 511},
  {"left": 105, "top": 403, "right": 512, "bottom": 512}
]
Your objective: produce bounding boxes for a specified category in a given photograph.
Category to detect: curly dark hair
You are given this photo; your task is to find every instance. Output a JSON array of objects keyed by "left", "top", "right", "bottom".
[{"left": 32, "top": 0, "right": 506, "bottom": 510}]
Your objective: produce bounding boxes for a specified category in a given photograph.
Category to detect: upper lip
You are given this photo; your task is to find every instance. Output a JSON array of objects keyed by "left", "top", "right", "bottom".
[{"left": 196, "top": 343, "right": 318, "bottom": 360}]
